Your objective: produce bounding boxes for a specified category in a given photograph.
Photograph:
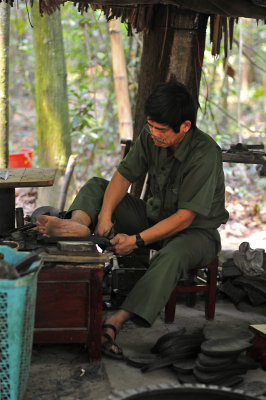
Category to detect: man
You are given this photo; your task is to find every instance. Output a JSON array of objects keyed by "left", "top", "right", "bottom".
[{"left": 37, "top": 81, "right": 229, "bottom": 359}]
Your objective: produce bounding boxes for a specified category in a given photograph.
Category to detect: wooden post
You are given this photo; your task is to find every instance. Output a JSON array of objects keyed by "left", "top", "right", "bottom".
[
  {"left": 132, "top": 6, "right": 208, "bottom": 196},
  {"left": 134, "top": 7, "right": 208, "bottom": 141}
]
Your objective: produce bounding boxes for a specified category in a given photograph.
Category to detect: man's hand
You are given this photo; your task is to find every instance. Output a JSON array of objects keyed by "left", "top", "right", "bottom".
[
  {"left": 94, "top": 218, "right": 114, "bottom": 238},
  {"left": 110, "top": 234, "right": 137, "bottom": 255},
  {"left": 94, "top": 170, "right": 131, "bottom": 238}
]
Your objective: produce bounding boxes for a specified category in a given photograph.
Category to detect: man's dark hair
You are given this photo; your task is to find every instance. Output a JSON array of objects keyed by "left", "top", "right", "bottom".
[{"left": 144, "top": 81, "right": 196, "bottom": 133}]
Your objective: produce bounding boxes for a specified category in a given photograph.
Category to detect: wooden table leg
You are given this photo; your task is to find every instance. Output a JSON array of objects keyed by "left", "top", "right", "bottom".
[
  {"left": 0, "top": 188, "right": 15, "bottom": 234},
  {"left": 89, "top": 268, "right": 103, "bottom": 362}
]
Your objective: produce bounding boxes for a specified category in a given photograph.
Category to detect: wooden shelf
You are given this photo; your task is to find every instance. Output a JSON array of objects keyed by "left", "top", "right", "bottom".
[{"left": 0, "top": 168, "right": 57, "bottom": 188}]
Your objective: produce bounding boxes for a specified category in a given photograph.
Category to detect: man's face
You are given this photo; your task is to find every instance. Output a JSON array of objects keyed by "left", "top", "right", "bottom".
[{"left": 147, "top": 120, "right": 181, "bottom": 148}]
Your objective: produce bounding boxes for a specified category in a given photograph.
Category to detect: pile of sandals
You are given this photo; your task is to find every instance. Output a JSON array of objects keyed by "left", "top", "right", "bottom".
[{"left": 125, "top": 324, "right": 260, "bottom": 387}]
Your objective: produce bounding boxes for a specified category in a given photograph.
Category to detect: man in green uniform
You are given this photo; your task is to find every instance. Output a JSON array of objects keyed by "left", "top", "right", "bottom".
[{"left": 37, "top": 81, "right": 229, "bottom": 359}]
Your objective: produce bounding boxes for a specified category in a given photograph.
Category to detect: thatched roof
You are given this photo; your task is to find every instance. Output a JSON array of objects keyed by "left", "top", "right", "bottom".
[
  {"left": 27, "top": 0, "right": 266, "bottom": 18},
  {"left": 3, "top": 0, "right": 266, "bottom": 56}
]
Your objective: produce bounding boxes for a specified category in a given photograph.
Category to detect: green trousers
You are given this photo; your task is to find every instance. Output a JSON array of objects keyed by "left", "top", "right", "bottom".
[{"left": 68, "top": 177, "right": 219, "bottom": 326}]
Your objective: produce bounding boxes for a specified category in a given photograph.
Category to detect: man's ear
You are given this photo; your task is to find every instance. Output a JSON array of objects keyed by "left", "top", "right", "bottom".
[{"left": 182, "top": 120, "right": 191, "bottom": 133}]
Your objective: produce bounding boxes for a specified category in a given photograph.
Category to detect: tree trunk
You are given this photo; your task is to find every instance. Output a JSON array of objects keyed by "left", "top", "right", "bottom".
[
  {"left": 109, "top": 18, "right": 133, "bottom": 144},
  {"left": 0, "top": 3, "right": 10, "bottom": 168},
  {"left": 133, "top": 5, "right": 208, "bottom": 195},
  {"left": 32, "top": 4, "right": 71, "bottom": 208}
]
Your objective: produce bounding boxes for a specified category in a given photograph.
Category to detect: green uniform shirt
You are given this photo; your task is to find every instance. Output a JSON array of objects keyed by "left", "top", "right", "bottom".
[{"left": 117, "top": 124, "right": 229, "bottom": 232}]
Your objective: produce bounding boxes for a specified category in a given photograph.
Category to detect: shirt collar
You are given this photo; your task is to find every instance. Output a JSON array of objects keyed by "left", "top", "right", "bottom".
[{"left": 173, "top": 127, "right": 195, "bottom": 162}]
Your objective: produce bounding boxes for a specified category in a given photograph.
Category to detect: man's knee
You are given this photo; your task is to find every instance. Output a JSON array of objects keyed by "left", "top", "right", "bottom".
[
  {"left": 77, "top": 176, "right": 109, "bottom": 199},
  {"left": 86, "top": 176, "right": 109, "bottom": 189}
]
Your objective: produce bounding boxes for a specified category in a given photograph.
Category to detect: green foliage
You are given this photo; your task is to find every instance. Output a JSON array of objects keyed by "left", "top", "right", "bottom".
[
  {"left": 9, "top": 5, "right": 263, "bottom": 198},
  {"left": 61, "top": 5, "right": 117, "bottom": 179},
  {"left": 11, "top": 16, "right": 26, "bottom": 35},
  {"left": 197, "top": 18, "right": 265, "bottom": 148},
  {"left": 61, "top": 4, "right": 140, "bottom": 180},
  {"left": 9, "top": 3, "right": 141, "bottom": 180}
]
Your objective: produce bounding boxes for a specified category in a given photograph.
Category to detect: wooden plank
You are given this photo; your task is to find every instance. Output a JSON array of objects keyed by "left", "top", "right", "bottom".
[
  {"left": 250, "top": 324, "right": 266, "bottom": 338},
  {"left": 222, "top": 152, "right": 266, "bottom": 164},
  {"left": 0, "top": 168, "right": 57, "bottom": 188},
  {"left": 40, "top": 252, "right": 109, "bottom": 263},
  {"left": 34, "top": 329, "right": 89, "bottom": 344},
  {"left": 38, "top": 264, "right": 104, "bottom": 282}
]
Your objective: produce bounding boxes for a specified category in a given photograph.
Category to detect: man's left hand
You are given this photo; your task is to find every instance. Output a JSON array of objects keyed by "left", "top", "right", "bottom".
[{"left": 110, "top": 234, "right": 137, "bottom": 255}]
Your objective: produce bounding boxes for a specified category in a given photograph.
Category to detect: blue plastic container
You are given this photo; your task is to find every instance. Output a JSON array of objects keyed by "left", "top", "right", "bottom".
[{"left": 0, "top": 246, "right": 43, "bottom": 400}]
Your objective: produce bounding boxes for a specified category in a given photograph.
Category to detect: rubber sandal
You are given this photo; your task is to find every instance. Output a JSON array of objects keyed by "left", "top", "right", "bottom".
[
  {"left": 151, "top": 328, "right": 186, "bottom": 353},
  {"left": 200, "top": 338, "right": 253, "bottom": 357},
  {"left": 101, "top": 324, "right": 124, "bottom": 360},
  {"left": 172, "top": 358, "right": 197, "bottom": 374},
  {"left": 126, "top": 354, "right": 159, "bottom": 368},
  {"left": 177, "top": 372, "right": 197, "bottom": 384},
  {"left": 203, "top": 324, "right": 254, "bottom": 341},
  {"left": 155, "top": 332, "right": 204, "bottom": 357},
  {"left": 197, "top": 352, "right": 236, "bottom": 367},
  {"left": 102, "top": 323, "right": 118, "bottom": 339},
  {"left": 141, "top": 353, "right": 193, "bottom": 373},
  {"left": 193, "top": 366, "right": 248, "bottom": 384}
]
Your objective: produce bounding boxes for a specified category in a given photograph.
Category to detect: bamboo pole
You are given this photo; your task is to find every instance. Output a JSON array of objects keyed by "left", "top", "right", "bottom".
[
  {"left": 108, "top": 18, "right": 133, "bottom": 142},
  {"left": 58, "top": 154, "right": 78, "bottom": 212},
  {"left": 0, "top": 3, "right": 10, "bottom": 168}
]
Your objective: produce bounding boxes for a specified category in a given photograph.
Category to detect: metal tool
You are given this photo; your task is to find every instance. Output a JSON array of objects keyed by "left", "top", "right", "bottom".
[
  {"left": 0, "top": 170, "right": 9, "bottom": 180},
  {"left": 39, "top": 235, "right": 111, "bottom": 249}
]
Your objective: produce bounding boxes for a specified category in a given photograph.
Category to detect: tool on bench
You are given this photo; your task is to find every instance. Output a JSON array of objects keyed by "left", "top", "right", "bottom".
[
  {"left": 39, "top": 235, "right": 111, "bottom": 250},
  {"left": 14, "top": 248, "right": 43, "bottom": 274},
  {"left": 0, "top": 248, "right": 43, "bottom": 279}
]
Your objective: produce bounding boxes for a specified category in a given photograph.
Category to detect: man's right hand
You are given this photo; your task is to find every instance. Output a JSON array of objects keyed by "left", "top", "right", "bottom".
[{"left": 94, "top": 218, "right": 114, "bottom": 238}]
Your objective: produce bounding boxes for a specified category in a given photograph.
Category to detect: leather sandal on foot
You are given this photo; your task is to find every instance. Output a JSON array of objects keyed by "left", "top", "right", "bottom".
[{"left": 102, "top": 324, "right": 124, "bottom": 360}]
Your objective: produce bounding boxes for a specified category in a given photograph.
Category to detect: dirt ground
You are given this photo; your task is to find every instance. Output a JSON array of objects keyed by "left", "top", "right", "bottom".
[{"left": 23, "top": 296, "right": 266, "bottom": 400}]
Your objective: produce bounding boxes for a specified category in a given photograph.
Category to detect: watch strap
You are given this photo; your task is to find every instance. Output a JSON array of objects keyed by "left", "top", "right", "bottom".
[{"left": 136, "top": 233, "right": 145, "bottom": 248}]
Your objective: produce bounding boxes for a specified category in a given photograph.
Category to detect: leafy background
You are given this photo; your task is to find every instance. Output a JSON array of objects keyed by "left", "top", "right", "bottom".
[{"left": 9, "top": 4, "right": 265, "bottom": 250}]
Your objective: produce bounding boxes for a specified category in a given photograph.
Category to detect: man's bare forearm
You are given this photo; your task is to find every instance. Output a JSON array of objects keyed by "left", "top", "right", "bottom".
[
  {"left": 110, "top": 208, "right": 196, "bottom": 255},
  {"left": 140, "top": 209, "right": 196, "bottom": 245}
]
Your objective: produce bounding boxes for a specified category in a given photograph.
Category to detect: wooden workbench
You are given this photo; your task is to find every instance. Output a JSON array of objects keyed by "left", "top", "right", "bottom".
[
  {"left": 34, "top": 250, "right": 109, "bottom": 362},
  {"left": 0, "top": 168, "right": 57, "bottom": 233}
]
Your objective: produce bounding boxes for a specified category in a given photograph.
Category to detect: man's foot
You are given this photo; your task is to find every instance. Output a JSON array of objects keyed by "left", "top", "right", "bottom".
[
  {"left": 102, "top": 323, "right": 124, "bottom": 360},
  {"left": 101, "top": 313, "right": 127, "bottom": 359},
  {"left": 36, "top": 215, "right": 90, "bottom": 237}
]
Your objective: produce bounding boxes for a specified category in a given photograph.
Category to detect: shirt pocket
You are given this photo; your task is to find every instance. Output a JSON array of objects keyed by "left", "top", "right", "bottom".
[{"left": 163, "top": 185, "right": 179, "bottom": 216}]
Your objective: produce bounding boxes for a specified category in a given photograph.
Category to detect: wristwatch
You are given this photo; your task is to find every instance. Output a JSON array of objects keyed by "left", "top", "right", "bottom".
[{"left": 135, "top": 233, "right": 145, "bottom": 248}]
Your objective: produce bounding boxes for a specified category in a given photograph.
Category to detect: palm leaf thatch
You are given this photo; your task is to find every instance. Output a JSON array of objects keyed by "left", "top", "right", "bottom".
[{"left": 1, "top": 0, "right": 265, "bottom": 56}]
